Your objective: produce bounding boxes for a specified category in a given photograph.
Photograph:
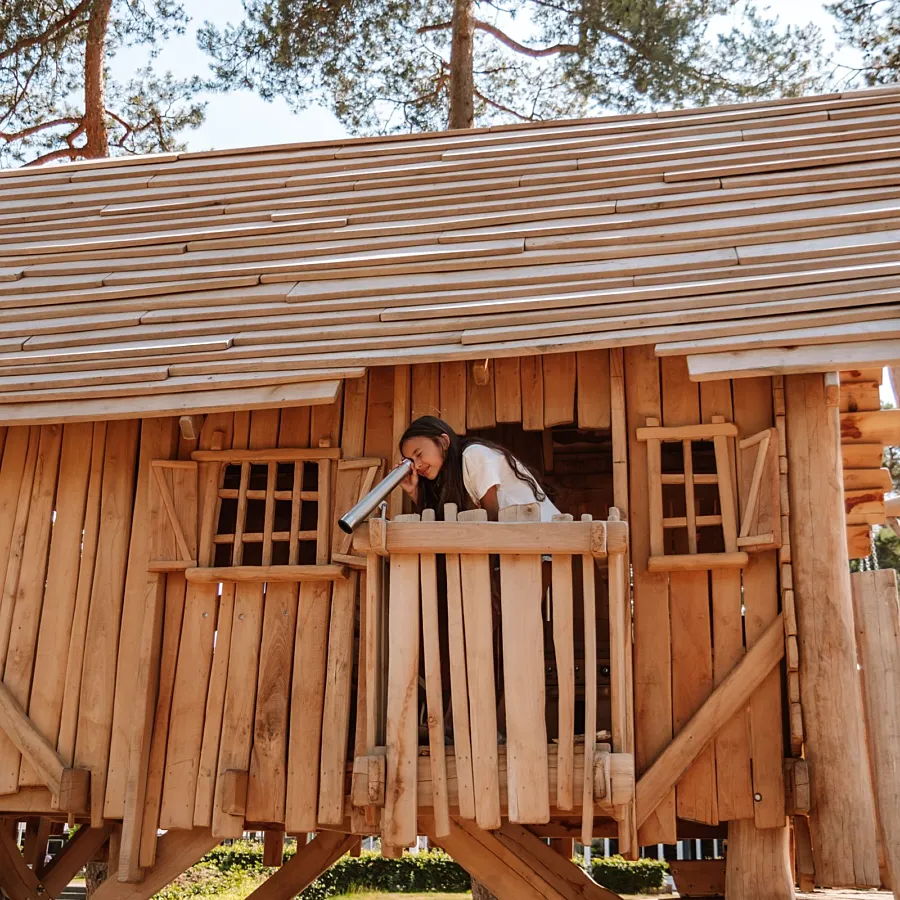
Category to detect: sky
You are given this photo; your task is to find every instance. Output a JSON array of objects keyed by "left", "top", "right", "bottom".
[{"left": 113, "top": 0, "right": 855, "bottom": 154}]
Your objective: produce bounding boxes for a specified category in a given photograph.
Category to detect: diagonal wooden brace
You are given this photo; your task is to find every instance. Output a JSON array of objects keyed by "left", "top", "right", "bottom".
[
  {"left": 635, "top": 614, "right": 784, "bottom": 828},
  {"left": 0, "top": 680, "right": 89, "bottom": 814}
]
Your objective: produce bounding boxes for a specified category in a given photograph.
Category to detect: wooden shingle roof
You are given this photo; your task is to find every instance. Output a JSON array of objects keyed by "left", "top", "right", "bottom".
[{"left": 3, "top": 84, "right": 900, "bottom": 423}]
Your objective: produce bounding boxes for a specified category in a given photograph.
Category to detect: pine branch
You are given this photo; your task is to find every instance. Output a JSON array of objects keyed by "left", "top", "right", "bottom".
[
  {"left": 24, "top": 145, "right": 83, "bottom": 166},
  {"left": 0, "top": 0, "right": 94, "bottom": 62},
  {"left": 473, "top": 86, "right": 534, "bottom": 121},
  {"left": 0, "top": 116, "right": 82, "bottom": 142},
  {"left": 417, "top": 18, "right": 578, "bottom": 57}
]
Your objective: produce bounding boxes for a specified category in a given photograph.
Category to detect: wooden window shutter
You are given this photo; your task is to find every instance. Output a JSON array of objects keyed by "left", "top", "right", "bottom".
[
  {"left": 737, "top": 428, "right": 782, "bottom": 552},
  {"left": 331, "top": 457, "right": 385, "bottom": 565},
  {"left": 148, "top": 459, "right": 199, "bottom": 571}
]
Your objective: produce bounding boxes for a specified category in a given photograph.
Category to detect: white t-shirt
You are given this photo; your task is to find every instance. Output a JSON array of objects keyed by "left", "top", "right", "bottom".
[{"left": 461, "top": 444, "right": 560, "bottom": 521}]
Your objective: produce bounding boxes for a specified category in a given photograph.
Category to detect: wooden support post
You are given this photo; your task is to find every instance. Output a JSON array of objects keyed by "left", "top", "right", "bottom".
[
  {"left": 785, "top": 373, "right": 880, "bottom": 888},
  {"left": 41, "top": 825, "right": 113, "bottom": 899},
  {"left": 725, "top": 818, "right": 794, "bottom": 900},
  {"left": 245, "top": 833, "right": 358, "bottom": 900},
  {"left": 0, "top": 823, "right": 42, "bottom": 900},
  {"left": 92, "top": 829, "right": 220, "bottom": 900},
  {"left": 851, "top": 569, "right": 900, "bottom": 897}
]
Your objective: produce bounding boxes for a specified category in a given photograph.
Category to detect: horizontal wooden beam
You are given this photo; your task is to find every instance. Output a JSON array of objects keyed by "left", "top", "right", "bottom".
[
  {"left": 0, "top": 378, "right": 345, "bottom": 426},
  {"left": 647, "top": 551, "right": 748, "bottom": 572},
  {"left": 191, "top": 447, "right": 342, "bottom": 462},
  {"left": 685, "top": 338, "right": 900, "bottom": 382},
  {"left": 184, "top": 564, "right": 348, "bottom": 584},
  {"left": 0, "top": 680, "right": 89, "bottom": 813},
  {"left": 841, "top": 409, "right": 900, "bottom": 444},
  {"left": 635, "top": 614, "right": 784, "bottom": 828},
  {"left": 361, "top": 519, "right": 627, "bottom": 557}
]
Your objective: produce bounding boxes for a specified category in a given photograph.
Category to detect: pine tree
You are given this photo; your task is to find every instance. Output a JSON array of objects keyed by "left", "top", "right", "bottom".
[
  {"left": 200, "top": 0, "right": 826, "bottom": 134},
  {"left": 828, "top": 0, "right": 900, "bottom": 87},
  {"left": 1, "top": 0, "right": 206, "bottom": 166}
]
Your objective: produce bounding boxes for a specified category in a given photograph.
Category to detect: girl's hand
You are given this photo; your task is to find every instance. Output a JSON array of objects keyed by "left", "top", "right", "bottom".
[{"left": 399, "top": 459, "right": 419, "bottom": 498}]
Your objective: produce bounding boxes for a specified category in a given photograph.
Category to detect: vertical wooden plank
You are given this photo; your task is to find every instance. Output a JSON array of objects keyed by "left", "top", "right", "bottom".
[
  {"left": 609, "top": 346, "right": 637, "bottom": 857},
  {"left": 391, "top": 365, "right": 411, "bottom": 517},
  {"left": 733, "top": 377, "right": 786, "bottom": 831},
  {"left": 576, "top": 350, "right": 611, "bottom": 430},
  {"left": 191, "top": 583, "right": 235, "bottom": 829},
  {"left": 441, "top": 505, "right": 475, "bottom": 821},
  {"left": 105, "top": 418, "right": 179, "bottom": 820},
  {"left": 420, "top": 513, "right": 450, "bottom": 837},
  {"left": 0, "top": 429, "right": 35, "bottom": 660},
  {"left": 439, "top": 362, "right": 466, "bottom": 434},
  {"left": 117, "top": 573, "right": 166, "bottom": 883},
  {"left": 581, "top": 513, "right": 597, "bottom": 849},
  {"left": 211, "top": 409, "right": 279, "bottom": 838},
  {"left": 520, "top": 355, "right": 544, "bottom": 432},
  {"left": 365, "top": 367, "right": 395, "bottom": 461},
  {"left": 279, "top": 405, "right": 311, "bottom": 450},
  {"left": 365, "top": 552, "right": 383, "bottom": 752},
  {"left": 162, "top": 413, "right": 234, "bottom": 831},
  {"left": 458, "top": 509, "right": 501, "bottom": 831},
  {"left": 494, "top": 357, "right": 522, "bottom": 424},
  {"left": 341, "top": 373, "right": 368, "bottom": 457},
  {"left": 551, "top": 548, "right": 574, "bottom": 812},
  {"left": 0, "top": 424, "right": 63, "bottom": 793},
  {"left": 699, "top": 380, "right": 754, "bottom": 822},
  {"left": 139, "top": 574, "right": 187, "bottom": 867},
  {"left": 285, "top": 581, "right": 332, "bottom": 834},
  {"left": 851, "top": 569, "right": 900, "bottom": 896},
  {"left": 316, "top": 455, "right": 332, "bottom": 563},
  {"left": 624, "top": 345, "right": 675, "bottom": 845},
  {"left": 0, "top": 426, "right": 40, "bottom": 670},
  {"left": 661, "top": 357, "right": 718, "bottom": 827},
  {"left": 310, "top": 384, "right": 343, "bottom": 450},
  {"left": 20, "top": 423, "right": 93, "bottom": 787},
  {"left": 74, "top": 418, "right": 140, "bottom": 828},
  {"left": 467, "top": 361, "right": 496, "bottom": 431},
  {"left": 410, "top": 364, "right": 440, "bottom": 422},
  {"left": 383, "top": 535, "right": 420, "bottom": 848},
  {"left": 543, "top": 352, "right": 576, "bottom": 427},
  {"left": 317, "top": 572, "right": 358, "bottom": 825},
  {"left": 58, "top": 423, "right": 106, "bottom": 768}
]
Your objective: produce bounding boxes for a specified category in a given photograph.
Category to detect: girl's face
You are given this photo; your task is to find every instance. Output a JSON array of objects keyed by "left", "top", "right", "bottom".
[{"left": 401, "top": 434, "right": 449, "bottom": 481}]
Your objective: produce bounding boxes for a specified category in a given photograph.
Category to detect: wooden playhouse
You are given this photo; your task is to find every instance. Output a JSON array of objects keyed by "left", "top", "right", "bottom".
[{"left": 0, "top": 84, "right": 899, "bottom": 900}]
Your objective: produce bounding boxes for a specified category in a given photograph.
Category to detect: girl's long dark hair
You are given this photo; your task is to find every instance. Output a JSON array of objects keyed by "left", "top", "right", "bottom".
[{"left": 399, "top": 415, "right": 547, "bottom": 515}]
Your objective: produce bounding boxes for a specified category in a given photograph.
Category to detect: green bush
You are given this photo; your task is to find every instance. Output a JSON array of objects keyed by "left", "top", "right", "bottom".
[
  {"left": 589, "top": 855, "right": 669, "bottom": 895},
  {"left": 155, "top": 839, "right": 668, "bottom": 900}
]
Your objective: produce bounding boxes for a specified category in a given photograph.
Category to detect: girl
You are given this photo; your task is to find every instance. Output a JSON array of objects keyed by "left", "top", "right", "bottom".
[{"left": 398, "top": 415, "right": 560, "bottom": 520}]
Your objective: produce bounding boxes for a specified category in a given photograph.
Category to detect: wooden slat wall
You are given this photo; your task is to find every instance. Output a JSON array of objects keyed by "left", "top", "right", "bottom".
[{"left": 0, "top": 349, "right": 787, "bottom": 852}]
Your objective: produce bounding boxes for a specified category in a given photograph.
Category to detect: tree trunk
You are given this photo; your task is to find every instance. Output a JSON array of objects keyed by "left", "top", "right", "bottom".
[
  {"left": 83, "top": 0, "right": 113, "bottom": 157},
  {"left": 85, "top": 861, "right": 107, "bottom": 898},
  {"left": 471, "top": 876, "right": 498, "bottom": 900},
  {"left": 448, "top": 0, "right": 475, "bottom": 129}
]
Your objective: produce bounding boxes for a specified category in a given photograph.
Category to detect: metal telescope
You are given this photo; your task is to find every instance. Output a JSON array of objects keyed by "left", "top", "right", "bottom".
[{"left": 337, "top": 458, "right": 415, "bottom": 534}]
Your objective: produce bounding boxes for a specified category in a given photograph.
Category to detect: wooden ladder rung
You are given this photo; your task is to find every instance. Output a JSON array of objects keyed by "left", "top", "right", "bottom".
[
  {"left": 662, "top": 515, "right": 723, "bottom": 529},
  {"left": 218, "top": 489, "right": 318, "bottom": 501},
  {"left": 660, "top": 474, "right": 719, "bottom": 485},
  {"left": 214, "top": 530, "right": 318, "bottom": 544}
]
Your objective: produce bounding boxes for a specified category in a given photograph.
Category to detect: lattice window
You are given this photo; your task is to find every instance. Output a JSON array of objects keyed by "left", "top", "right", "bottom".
[
  {"left": 638, "top": 415, "right": 746, "bottom": 572},
  {"left": 201, "top": 449, "right": 337, "bottom": 568}
]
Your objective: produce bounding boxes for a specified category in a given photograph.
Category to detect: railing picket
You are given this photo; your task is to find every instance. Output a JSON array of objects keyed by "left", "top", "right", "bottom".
[
  {"left": 442, "top": 503, "right": 476, "bottom": 821},
  {"left": 383, "top": 513, "right": 421, "bottom": 847},
  {"left": 420, "top": 508, "right": 450, "bottom": 837},
  {"left": 458, "top": 508, "right": 501, "bottom": 831},
  {"left": 498, "top": 503, "right": 549, "bottom": 825},
  {"left": 550, "top": 512, "right": 575, "bottom": 811},
  {"left": 581, "top": 513, "right": 597, "bottom": 847}
]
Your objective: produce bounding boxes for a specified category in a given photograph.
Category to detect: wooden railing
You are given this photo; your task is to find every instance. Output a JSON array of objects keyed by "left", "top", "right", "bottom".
[{"left": 353, "top": 504, "right": 635, "bottom": 853}]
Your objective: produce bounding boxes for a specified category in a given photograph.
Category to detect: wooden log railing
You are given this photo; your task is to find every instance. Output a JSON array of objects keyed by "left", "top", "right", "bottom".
[{"left": 355, "top": 504, "right": 634, "bottom": 851}]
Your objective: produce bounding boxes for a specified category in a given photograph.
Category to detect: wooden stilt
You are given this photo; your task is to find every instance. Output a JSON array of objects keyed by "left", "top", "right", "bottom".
[
  {"left": 785, "top": 373, "right": 880, "bottom": 888},
  {"left": 725, "top": 818, "right": 794, "bottom": 900},
  {"left": 0, "top": 823, "right": 42, "bottom": 900},
  {"left": 40, "top": 825, "right": 113, "bottom": 899}
]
